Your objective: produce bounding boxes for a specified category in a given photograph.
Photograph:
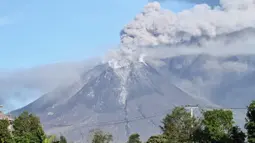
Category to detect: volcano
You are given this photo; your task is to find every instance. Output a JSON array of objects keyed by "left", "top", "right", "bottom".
[
  {"left": 10, "top": 1, "right": 255, "bottom": 142},
  {"left": 11, "top": 53, "right": 253, "bottom": 142}
]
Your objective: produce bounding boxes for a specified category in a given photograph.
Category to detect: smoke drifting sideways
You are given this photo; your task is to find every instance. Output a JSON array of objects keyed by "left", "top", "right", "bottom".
[
  {"left": 106, "top": 0, "right": 255, "bottom": 68},
  {"left": 120, "top": 0, "right": 255, "bottom": 48},
  {"left": 106, "top": 29, "right": 255, "bottom": 69},
  {"left": 149, "top": 0, "right": 220, "bottom": 7},
  {"left": 0, "top": 59, "right": 100, "bottom": 112}
]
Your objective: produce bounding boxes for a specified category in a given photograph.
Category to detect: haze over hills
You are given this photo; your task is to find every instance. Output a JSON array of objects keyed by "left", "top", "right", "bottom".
[
  {"left": 9, "top": 0, "right": 255, "bottom": 142},
  {"left": 0, "top": 58, "right": 100, "bottom": 111}
]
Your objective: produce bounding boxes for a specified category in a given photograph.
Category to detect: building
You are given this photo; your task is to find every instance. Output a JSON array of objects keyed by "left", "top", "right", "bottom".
[
  {"left": 0, "top": 105, "right": 14, "bottom": 123},
  {"left": 0, "top": 111, "right": 14, "bottom": 132},
  {"left": 0, "top": 111, "right": 14, "bottom": 122}
]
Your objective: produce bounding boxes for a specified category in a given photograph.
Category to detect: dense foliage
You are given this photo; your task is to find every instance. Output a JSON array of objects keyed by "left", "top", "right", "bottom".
[
  {"left": 141, "top": 100, "right": 254, "bottom": 143},
  {"left": 0, "top": 112, "right": 67, "bottom": 143},
  {"left": 12, "top": 111, "right": 45, "bottom": 143},
  {"left": 0, "top": 119, "right": 13, "bottom": 143},
  {"left": 89, "top": 129, "right": 113, "bottom": 143},
  {"left": 160, "top": 107, "right": 200, "bottom": 142},
  {"left": 1, "top": 100, "right": 255, "bottom": 143},
  {"left": 146, "top": 135, "right": 167, "bottom": 143},
  {"left": 127, "top": 133, "right": 142, "bottom": 143},
  {"left": 246, "top": 100, "right": 255, "bottom": 143}
]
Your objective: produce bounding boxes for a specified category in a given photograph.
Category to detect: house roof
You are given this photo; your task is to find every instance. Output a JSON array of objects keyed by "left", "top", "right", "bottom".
[{"left": 0, "top": 112, "right": 14, "bottom": 121}]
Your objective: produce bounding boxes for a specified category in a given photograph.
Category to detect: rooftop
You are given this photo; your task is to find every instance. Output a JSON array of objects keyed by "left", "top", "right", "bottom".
[{"left": 0, "top": 112, "right": 14, "bottom": 121}]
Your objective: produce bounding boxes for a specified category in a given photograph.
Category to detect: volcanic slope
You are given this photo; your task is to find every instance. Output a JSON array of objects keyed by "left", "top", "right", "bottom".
[
  {"left": 11, "top": 0, "right": 255, "bottom": 142},
  {"left": 12, "top": 58, "right": 214, "bottom": 142}
]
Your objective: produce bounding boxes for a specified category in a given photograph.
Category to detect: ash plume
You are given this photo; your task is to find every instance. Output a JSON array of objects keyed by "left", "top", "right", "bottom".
[
  {"left": 120, "top": 0, "right": 255, "bottom": 48},
  {"left": 105, "top": 0, "right": 255, "bottom": 68},
  {"left": 149, "top": 0, "right": 220, "bottom": 7}
]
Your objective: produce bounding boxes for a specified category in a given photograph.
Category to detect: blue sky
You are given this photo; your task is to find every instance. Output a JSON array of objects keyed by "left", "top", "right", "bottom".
[{"left": 0, "top": 0, "right": 194, "bottom": 70}]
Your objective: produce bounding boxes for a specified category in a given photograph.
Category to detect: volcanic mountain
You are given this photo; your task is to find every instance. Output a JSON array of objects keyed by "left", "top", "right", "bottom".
[
  {"left": 11, "top": 0, "right": 255, "bottom": 142},
  {"left": 11, "top": 53, "right": 255, "bottom": 142},
  {"left": 12, "top": 57, "right": 215, "bottom": 142}
]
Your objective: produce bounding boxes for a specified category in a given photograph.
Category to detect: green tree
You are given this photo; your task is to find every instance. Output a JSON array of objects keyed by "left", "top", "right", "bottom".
[
  {"left": 229, "top": 126, "right": 246, "bottom": 143},
  {"left": 0, "top": 119, "right": 13, "bottom": 143},
  {"left": 245, "top": 100, "right": 255, "bottom": 143},
  {"left": 12, "top": 111, "right": 46, "bottom": 143},
  {"left": 43, "top": 135, "right": 57, "bottom": 143},
  {"left": 192, "top": 127, "right": 209, "bottom": 143},
  {"left": 146, "top": 135, "right": 167, "bottom": 143},
  {"left": 90, "top": 129, "right": 113, "bottom": 143},
  {"left": 160, "top": 107, "right": 200, "bottom": 143},
  {"left": 43, "top": 135, "right": 67, "bottom": 143},
  {"left": 59, "top": 135, "right": 67, "bottom": 143},
  {"left": 127, "top": 133, "right": 142, "bottom": 143},
  {"left": 199, "top": 109, "right": 234, "bottom": 143}
]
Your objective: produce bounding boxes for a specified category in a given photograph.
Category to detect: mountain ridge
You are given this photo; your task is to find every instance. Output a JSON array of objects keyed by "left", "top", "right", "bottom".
[
  {"left": 9, "top": 0, "right": 255, "bottom": 142},
  {"left": 10, "top": 56, "right": 226, "bottom": 142}
]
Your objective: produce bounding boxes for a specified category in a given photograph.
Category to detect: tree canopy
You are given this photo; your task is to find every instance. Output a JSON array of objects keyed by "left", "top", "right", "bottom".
[
  {"left": 90, "top": 129, "right": 113, "bottom": 143},
  {"left": 0, "top": 119, "right": 13, "bottom": 143},
  {"left": 246, "top": 100, "right": 255, "bottom": 143},
  {"left": 0, "top": 111, "right": 67, "bottom": 143},
  {"left": 2, "top": 100, "right": 255, "bottom": 143},
  {"left": 200, "top": 109, "right": 234, "bottom": 142},
  {"left": 12, "top": 111, "right": 46, "bottom": 143},
  {"left": 127, "top": 133, "right": 142, "bottom": 143},
  {"left": 160, "top": 106, "right": 200, "bottom": 143},
  {"left": 146, "top": 135, "right": 167, "bottom": 143}
]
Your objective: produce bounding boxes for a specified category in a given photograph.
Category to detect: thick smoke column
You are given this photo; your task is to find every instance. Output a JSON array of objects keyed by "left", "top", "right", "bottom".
[
  {"left": 105, "top": 0, "right": 255, "bottom": 68},
  {"left": 120, "top": 0, "right": 255, "bottom": 49}
]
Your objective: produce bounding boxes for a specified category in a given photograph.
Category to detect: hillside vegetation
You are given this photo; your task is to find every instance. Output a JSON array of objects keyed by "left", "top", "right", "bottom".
[{"left": 1, "top": 100, "right": 255, "bottom": 143}]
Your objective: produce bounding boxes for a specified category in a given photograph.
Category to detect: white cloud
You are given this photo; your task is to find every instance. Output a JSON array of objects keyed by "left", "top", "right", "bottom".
[{"left": 150, "top": 0, "right": 220, "bottom": 7}]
